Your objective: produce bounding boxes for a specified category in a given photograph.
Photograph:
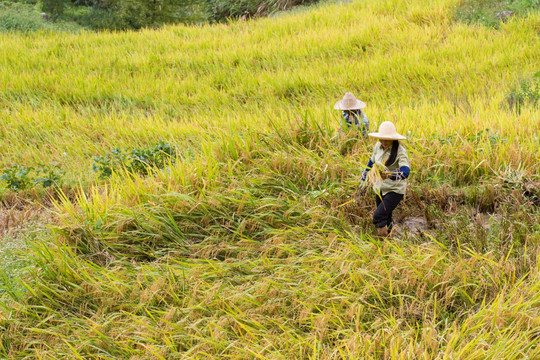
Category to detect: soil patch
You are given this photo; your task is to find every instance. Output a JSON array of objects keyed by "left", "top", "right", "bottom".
[{"left": 399, "top": 216, "right": 429, "bottom": 233}]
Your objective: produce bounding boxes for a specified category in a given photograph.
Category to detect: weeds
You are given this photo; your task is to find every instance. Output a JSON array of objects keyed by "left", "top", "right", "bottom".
[
  {"left": 91, "top": 140, "right": 177, "bottom": 179},
  {"left": 0, "top": 165, "right": 33, "bottom": 191},
  {"left": 0, "top": 163, "right": 64, "bottom": 191},
  {"left": 34, "top": 163, "right": 65, "bottom": 188}
]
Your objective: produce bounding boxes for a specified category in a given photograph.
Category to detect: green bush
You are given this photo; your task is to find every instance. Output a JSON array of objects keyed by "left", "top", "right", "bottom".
[
  {"left": 202, "top": 0, "right": 318, "bottom": 22},
  {"left": 1, "top": 0, "right": 320, "bottom": 31},
  {"left": 0, "top": 2, "right": 48, "bottom": 31},
  {"left": 67, "top": 5, "right": 121, "bottom": 30},
  {"left": 41, "top": 0, "right": 66, "bottom": 17},
  {"left": 0, "top": 2, "right": 81, "bottom": 32},
  {"left": 91, "top": 0, "right": 203, "bottom": 29}
]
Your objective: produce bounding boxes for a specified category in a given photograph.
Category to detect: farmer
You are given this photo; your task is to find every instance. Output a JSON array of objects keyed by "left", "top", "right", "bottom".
[
  {"left": 334, "top": 92, "right": 370, "bottom": 137},
  {"left": 359, "top": 121, "right": 410, "bottom": 237}
]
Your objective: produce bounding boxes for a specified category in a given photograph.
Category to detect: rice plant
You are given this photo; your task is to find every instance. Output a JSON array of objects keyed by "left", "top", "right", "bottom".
[{"left": 0, "top": 0, "right": 539, "bottom": 358}]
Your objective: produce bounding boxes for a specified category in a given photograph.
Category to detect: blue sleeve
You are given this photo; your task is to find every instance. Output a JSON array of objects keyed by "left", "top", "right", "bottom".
[
  {"left": 361, "top": 159, "right": 374, "bottom": 181},
  {"left": 390, "top": 166, "right": 410, "bottom": 180},
  {"left": 342, "top": 111, "right": 352, "bottom": 128}
]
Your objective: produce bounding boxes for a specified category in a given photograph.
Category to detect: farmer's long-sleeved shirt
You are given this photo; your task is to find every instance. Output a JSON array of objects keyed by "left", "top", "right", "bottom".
[
  {"left": 362, "top": 142, "right": 410, "bottom": 196},
  {"left": 342, "top": 110, "right": 369, "bottom": 137}
]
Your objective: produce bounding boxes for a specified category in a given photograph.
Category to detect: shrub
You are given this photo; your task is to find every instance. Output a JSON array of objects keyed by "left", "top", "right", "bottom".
[
  {"left": 0, "top": 2, "right": 82, "bottom": 32},
  {"left": 3, "top": 0, "right": 320, "bottom": 31},
  {"left": 0, "top": 2, "right": 49, "bottom": 31},
  {"left": 67, "top": 6, "right": 121, "bottom": 30},
  {"left": 202, "top": 0, "right": 318, "bottom": 22},
  {"left": 93, "top": 0, "right": 203, "bottom": 29},
  {"left": 41, "top": 0, "right": 66, "bottom": 17}
]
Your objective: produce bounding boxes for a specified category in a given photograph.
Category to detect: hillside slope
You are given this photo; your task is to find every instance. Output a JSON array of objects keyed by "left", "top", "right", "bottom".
[{"left": 0, "top": 0, "right": 539, "bottom": 358}]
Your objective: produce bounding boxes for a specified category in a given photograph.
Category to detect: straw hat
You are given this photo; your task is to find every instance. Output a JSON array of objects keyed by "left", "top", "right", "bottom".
[
  {"left": 368, "top": 121, "right": 407, "bottom": 140},
  {"left": 334, "top": 92, "right": 366, "bottom": 110}
]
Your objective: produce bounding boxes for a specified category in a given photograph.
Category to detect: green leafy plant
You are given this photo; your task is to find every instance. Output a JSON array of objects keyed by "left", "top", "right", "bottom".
[
  {"left": 128, "top": 140, "right": 176, "bottom": 175},
  {"left": 91, "top": 148, "right": 127, "bottom": 179},
  {"left": 0, "top": 164, "right": 34, "bottom": 191},
  {"left": 33, "top": 163, "right": 65, "bottom": 188},
  {"left": 92, "top": 140, "right": 177, "bottom": 179},
  {"left": 0, "top": 163, "right": 65, "bottom": 191}
]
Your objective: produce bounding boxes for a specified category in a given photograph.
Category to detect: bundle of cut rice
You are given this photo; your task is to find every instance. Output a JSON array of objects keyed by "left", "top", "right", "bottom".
[
  {"left": 365, "top": 161, "right": 387, "bottom": 187},
  {"left": 357, "top": 161, "right": 387, "bottom": 201}
]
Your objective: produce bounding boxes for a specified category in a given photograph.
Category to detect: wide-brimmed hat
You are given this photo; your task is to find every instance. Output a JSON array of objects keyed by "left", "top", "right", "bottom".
[
  {"left": 334, "top": 92, "right": 366, "bottom": 110},
  {"left": 368, "top": 121, "right": 407, "bottom": 140}
]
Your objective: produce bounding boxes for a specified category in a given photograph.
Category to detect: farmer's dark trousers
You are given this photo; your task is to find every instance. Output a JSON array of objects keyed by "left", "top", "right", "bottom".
[{"left": 373, "top": 191, "right": 404, "bottom": 229}]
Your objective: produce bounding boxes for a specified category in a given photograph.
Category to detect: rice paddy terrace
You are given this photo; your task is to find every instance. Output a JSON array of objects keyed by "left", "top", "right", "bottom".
[{"left": 0, "top": 0, "right": 539, "bottom": 358}]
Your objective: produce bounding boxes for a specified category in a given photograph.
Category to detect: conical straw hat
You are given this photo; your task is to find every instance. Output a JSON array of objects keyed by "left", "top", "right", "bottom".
[
  {"left": 368, "top": 121, "right": 407, "bottom": 140},
  {"left": 334, "top": 92, "right": 366, "bottom": 110}
]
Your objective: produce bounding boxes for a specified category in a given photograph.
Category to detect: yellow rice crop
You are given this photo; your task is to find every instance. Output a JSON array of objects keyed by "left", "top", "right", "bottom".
[{"left": 0, "top": 0, "right": 539, "bottom": 358}]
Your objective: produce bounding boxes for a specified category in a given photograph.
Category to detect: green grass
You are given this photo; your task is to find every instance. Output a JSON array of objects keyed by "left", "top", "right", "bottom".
[
  {"left": 0, "top": 0, "right": 539, "bottom": 357},
  {"left": 455, "top": 0, "right": 540, "bottom": 27}
]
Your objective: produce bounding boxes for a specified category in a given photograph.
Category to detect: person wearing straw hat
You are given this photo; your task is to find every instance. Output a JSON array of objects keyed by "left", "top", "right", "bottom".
[
  {"left": 334, "top": 92, "right": 370, "bottom": 137},
  {"left": 359, "top": 121, "right": 410, "bottom": 237}
]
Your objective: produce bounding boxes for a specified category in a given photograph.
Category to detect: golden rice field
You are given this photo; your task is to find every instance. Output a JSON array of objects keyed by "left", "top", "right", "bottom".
[{"left": 0, "top": 0, "right": 539, "bottom": 358}]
